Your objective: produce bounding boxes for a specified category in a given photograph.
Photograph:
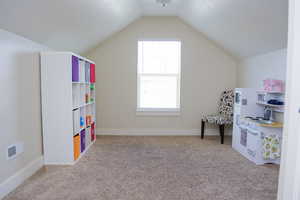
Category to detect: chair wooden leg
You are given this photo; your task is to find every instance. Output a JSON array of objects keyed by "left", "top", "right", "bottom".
[
  {"left": 201, "top": 120, "right": 205, "bottom": 139},
  {"left": 219, "top": 124, "right": 225, "bottom": 144}
]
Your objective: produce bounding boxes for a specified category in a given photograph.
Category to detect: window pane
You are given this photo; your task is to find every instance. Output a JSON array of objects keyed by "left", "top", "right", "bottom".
[
  {"left": 138, "top": 41, "right": 181, "bottom": 74},
  {"left": 139, "top": 76, "right": 178, "bottom": 108}
]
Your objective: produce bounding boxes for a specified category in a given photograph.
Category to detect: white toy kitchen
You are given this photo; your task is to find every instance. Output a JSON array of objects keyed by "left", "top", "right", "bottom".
[{"left": 232, "top": 87, "right": 284, "bottom": 165}]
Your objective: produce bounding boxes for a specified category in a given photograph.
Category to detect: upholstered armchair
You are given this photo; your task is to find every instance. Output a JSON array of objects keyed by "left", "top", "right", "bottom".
[{"left": 201, "top": 90, "right": 234, "bottom": 144}]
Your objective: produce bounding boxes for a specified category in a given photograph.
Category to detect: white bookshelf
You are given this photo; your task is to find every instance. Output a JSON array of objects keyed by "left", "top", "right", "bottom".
[{"left": 41, "top": 51, "right": 96, "bottom": 165}]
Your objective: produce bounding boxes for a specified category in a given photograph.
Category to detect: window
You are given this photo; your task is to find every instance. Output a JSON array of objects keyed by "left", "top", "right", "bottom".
[{"left": 137, "top": 40, "right": 181, "bottom": 114}]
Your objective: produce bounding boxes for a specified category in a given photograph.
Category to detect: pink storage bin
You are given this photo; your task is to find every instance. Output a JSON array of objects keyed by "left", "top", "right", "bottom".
[{"left": 263, "top": 79, "right": 285, "bottom": 92}]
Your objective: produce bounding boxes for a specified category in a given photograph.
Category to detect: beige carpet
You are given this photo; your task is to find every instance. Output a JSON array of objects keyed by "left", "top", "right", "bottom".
[{"left": 4, "top": 136, "right": 279, "bottom": 200}]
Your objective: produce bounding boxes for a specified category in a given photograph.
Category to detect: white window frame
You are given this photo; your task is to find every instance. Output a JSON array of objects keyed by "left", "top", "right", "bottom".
[{"left": 136, "top": 40, "right": 181, "bottom": 116}]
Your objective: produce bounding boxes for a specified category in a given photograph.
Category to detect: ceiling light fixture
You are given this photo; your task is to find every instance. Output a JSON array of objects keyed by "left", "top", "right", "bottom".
[{"left": 156, "top": 0, "right": 171, "bottom": 7}]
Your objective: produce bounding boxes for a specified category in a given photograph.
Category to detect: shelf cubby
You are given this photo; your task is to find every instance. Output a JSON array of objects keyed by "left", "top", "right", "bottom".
[{"left": 256, "top": 90, "right": 285, "bottom": 113}]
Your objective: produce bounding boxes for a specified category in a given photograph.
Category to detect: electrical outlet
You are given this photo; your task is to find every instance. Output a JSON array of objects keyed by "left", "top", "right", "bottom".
[{"left": 7, "top": 142, "right": 24, "bottom": 160}]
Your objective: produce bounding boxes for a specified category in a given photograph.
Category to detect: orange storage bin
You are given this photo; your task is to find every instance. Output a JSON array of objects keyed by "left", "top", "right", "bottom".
[{"left": 73, "top": 135, "right": 80, "bottom": 161}]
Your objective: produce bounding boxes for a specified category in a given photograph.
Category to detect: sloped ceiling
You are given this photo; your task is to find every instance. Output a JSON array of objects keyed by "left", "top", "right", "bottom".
[
  {"left": 0, "top": 0, "right": 141, "bottom": 53},
  {"left": 179, "top": 0, "right": 288, "bottom": 58},
  {"left": 0, "top": 0, "right": 288, "bottom": 58}
]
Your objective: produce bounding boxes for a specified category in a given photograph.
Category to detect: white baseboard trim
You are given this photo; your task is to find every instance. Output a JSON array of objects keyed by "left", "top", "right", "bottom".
[
  {"left": 97, "top": 128, "right": 232, "bottom": 136},
  {"left": 0, "top": 156, "right": 44, "bottom": 199}
]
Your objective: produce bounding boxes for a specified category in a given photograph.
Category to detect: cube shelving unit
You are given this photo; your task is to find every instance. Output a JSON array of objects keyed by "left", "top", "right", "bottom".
[{"left": 41, "top": 52, "right": 96, "bottom": 165}]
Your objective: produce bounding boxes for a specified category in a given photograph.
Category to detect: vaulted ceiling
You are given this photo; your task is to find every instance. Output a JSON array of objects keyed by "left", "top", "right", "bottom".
[{"left": 0, "top": 0, "right": 288, "bottom": 59}]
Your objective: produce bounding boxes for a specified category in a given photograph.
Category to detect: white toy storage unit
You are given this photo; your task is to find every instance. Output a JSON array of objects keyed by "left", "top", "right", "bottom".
[{"left": 41, "top": 52, "right": 96, "bottom": 165}]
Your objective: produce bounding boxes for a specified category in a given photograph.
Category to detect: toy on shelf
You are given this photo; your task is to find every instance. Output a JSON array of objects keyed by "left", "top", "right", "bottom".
[
  {"left": 263, "top": 79, "right": 284, "bottom": 93},
  {"left": 85, "top": 93, "right": 89, "bottom": 103},
  {"left": 80, "top": 116, "right": 84, "bottom": 128},
  {"left": 86, "top": 115, "right": 92, "bottom": 127}
]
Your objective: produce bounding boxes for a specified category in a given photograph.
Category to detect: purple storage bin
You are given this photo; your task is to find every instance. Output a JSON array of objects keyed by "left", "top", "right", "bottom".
[
  {"left": 72, "top": 56, "right": 79, "bottom": 82},
  {"left": 80, "top": 129, "right": 86, "bottom": 153}
]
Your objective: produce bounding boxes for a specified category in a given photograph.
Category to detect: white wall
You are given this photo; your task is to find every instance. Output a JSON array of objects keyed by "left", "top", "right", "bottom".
[
  {"left": 237, "top": 49, "right": 287, "bottom": 88},
  {"left": 277, "top": 1, "right": 300, "bottom": 199},
  {"left": 86, "top": 17, "right": 237, "bottom": 134},
  {"left": 0, "top": 29, "right": 48, "bottom": 185}
]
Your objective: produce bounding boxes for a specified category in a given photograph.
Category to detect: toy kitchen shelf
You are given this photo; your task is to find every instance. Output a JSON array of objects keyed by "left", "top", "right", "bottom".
[{"left": 256, "top": 90, "right": 285, "bottom": 113}]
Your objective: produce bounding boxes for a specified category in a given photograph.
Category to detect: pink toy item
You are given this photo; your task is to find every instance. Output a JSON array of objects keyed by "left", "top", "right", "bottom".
[{"left": 263, "top": 79, "right": 285, "bottom": 92}]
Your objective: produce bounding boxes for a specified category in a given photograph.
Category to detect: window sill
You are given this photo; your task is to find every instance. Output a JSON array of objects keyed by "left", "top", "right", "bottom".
[{"left": 136, "top": 108, "right": 180, "bottom": 116}]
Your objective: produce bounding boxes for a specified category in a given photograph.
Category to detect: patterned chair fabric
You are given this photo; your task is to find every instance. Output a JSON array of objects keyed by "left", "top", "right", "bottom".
[{"left": 202, "top": 90, "right": 234, "bottom": 125}]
